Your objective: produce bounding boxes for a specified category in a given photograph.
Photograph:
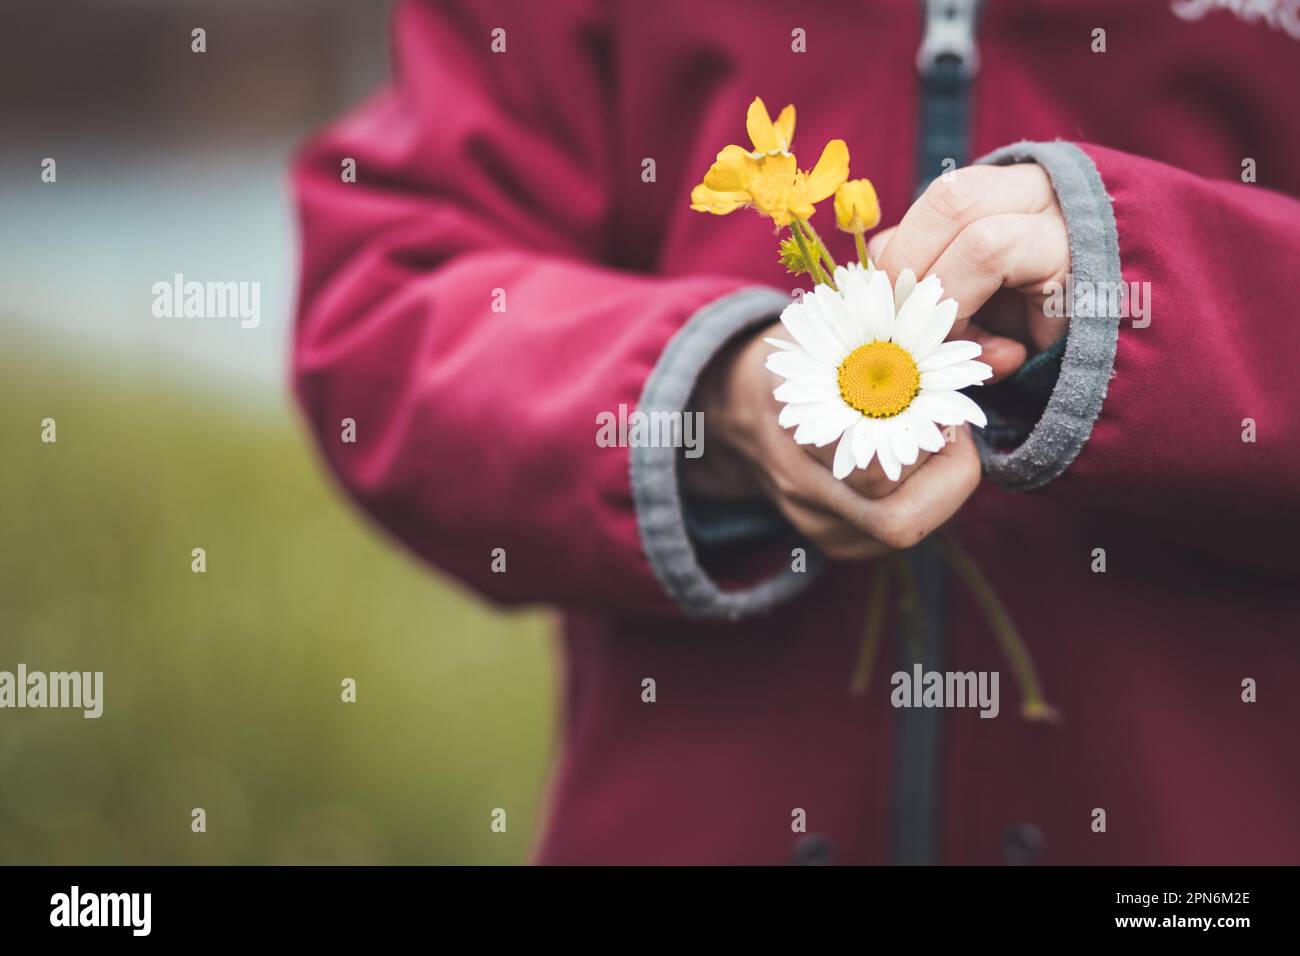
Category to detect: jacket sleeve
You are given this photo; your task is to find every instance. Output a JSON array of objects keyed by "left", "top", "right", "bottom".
[
  {"left": 974, "top": 141, "right": 1300, "bottom": 572},
  {"left": 291, "top": 0, "right": 811, "bottom": 619}
]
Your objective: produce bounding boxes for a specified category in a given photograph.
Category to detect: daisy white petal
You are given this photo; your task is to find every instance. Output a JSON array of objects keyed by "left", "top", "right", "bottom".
[
  {"left": 910, "top": 297, "right": 959, "bottom": 362},
  {"left": 780, "top": 299, "right": 847, "bottom": 365},
  {"left": 893, "top": 267, "right": 917, "bottom": 313},
  {"left": 833, "top": 261, "right": 870, "bottom": 296},
  {"left": 774, "top": 379, "right": 839, "bottom": 404},
  {"left": 875, "top": 434, "right": 903, "bottom": 481},
  {"left": 886, "top": 415, "right": 921, "bottom": 466},
  {"left": 766, "top": 349, "right": 835, "bottom": 382},
  {"left": 832, "top": 431, "right": 857, "bottom": 480},
  {"left": 920, "top": 360, "right": 993, "bottom": 392},
  {"left": 908, "top": 391, "right": 968, "bottom": 426},
  {"left": 795, "top": 402, "right": 861, "bottom": 447},
  {"left": 851, "top": 417, "right": 880, "bottom": 470},
  {"left": 862, "top": 268, "right": 896, "bottom": 343},
  {"left": 808, "top": 283, "right": 864, "bottom": 351},
  {"left": 892, "top": 274, "right": 944, "bottom": 352},
  {"left": 790, "top": 409, "right": 840, "bottom": 440},
  {"left": 916, "top": 339, "right": 983, "bottom": 373},
  {"left": 902, "top": 408, "right": 947, "bottom": 453},
  {"left": 941, "top": 389, "right": 989, "bottom": 428},
  {"left": 764, "top": 337, "right": 799, "bottom": 351},
  {"left": 838, "top": 260, "right": 870, "bottom": 281},
  {"left": 835, "top": 263, "right": 875, "bottom": 346},
  {"left": 778, "top": 399, "right": 842, "bottom": 429}
]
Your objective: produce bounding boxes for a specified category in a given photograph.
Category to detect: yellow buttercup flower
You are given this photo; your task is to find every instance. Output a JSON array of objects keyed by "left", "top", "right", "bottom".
[
  {"left": 692, "top": 139, "right": 849, "bottom": 227},
  {"left": 835, "top": 179, "right": 881, "bottom": 233},
  {"left": 687, "top": 97, "right": 860, "bottom": 283},
  {"left": 688, "top": 98, "right": 794, "bottom": 214}
]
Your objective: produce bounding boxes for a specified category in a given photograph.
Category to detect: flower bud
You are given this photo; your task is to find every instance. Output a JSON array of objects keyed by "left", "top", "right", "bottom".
[{"left": 834, "top": 179, "right": 881, "bottom": 233}]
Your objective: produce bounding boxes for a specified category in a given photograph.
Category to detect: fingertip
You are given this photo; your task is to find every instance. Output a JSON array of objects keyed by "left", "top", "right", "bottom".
[
  {"left": 976, "top": 336, "right": 1028, "bottom": 383},
  {"left": 866, "top": 227, "right": 896, "bottom": 266}
]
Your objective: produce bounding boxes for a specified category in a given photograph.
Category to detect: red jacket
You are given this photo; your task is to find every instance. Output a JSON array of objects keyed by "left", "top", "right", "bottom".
[{"left": 292, "top": 0, "right": 1300, "bottom": 864}]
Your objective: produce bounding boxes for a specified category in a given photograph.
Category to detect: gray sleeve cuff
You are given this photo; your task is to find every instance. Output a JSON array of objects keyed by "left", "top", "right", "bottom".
[
  {"left": 973, "top": 140, "right": 1122, "bottom": 490},
  {"left": 630, "top": 286, "right": 823, "bottom": 620}
]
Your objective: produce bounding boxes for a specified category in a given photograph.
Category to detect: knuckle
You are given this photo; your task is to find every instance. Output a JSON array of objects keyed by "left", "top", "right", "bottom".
[
  {"left": 863, "top": 480, "right": 895, "bottom": 501},
  {"left": 958, "top": 217, "right": 1009, "bottom": 270},
  {"left": 875, "top": 509, "right": 921, "bottom": 551},
  {"left": 770, "top": 467, "right": 801, "bottom": 501},
  {"left": 923, "top": 169, "right": 979, "bottom": 225},
  {"left": 876, "top": 526, "right": 911, "bottom": 552},
  {"left": 847, "top": 472, "right": 891, "bottom": 500}
]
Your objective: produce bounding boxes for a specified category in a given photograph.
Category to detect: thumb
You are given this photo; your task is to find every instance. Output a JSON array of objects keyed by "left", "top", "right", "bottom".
[{"left": 964, "top": 325, "right": 1028, "bottom": 384}]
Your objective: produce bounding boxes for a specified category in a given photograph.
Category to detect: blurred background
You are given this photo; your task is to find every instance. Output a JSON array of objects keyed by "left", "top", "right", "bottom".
[{"left": 0, "top": 0, "right": 555, "bottom": 864}]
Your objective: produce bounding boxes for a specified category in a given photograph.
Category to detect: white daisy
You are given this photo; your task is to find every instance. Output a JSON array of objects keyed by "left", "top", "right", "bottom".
[{"left": 766, "top": 262, "right": 992, "bottom": 481}]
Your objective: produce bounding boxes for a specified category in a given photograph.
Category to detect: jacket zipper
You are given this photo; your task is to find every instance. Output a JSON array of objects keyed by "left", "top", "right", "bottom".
[
  {"left": 889, "top": 0, "right": 982, "bottom": 866},
  {"left": 917, "top": 0, "right": 982, "bottom": 78}
]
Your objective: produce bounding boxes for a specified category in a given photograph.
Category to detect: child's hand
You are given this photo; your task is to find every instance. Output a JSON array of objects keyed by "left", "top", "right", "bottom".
[
  {"left": 684, "top": 321, "right": 982, "bottom": 560},
  {"left": 869, "top": 163, "right": 1070, "bottom": 380}
]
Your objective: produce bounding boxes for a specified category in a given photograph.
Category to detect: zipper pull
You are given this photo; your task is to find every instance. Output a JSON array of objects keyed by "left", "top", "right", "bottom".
[{"left": 917, "top": 0, "right": 981, "bottom": 78}]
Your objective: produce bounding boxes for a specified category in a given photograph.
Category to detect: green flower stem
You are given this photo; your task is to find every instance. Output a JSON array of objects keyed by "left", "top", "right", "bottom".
[
  {"left": 801, "top": 219, "right": 838, "bottom": 274},
  {"left": 940, "top": 530, "right": 1061, "bottom": 724},
  {"left": 854, "top": 231, "right": 870, "bottom": 269},
  {"left": 850, "top": 562, "right": 891, "bottom": 696},
  {"left": 791, "top": 221, "right": 831, "bottom": 289},
  {"left": 891, "top": 553, "right": 924, "bottom": 664}
]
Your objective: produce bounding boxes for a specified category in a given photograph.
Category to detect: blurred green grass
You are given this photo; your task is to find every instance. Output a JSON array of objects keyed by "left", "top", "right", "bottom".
[{"left": 0, "top": 340, "right": 556, "bottom": 864}]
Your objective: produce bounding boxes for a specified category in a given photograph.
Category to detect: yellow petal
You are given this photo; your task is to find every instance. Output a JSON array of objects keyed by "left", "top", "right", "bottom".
[
  {"left": 690, "top": 182, "right": 747, "bottom": 215},
  {"left": 773, "top": 104, "right": 796, "bottom": 153},
  {"left": 834, "top": 189, "right": 853, "bottom": 230},
  {"left": 746, "top": 97, "right": 779, "bottom": 155},
  {"left": 835, "top": 178, "right": 881, "bottom": 232},
  {"left": 740, "top": 152, "right": 796, "bottom": 194},
  {"left": 702, "top": 144, "right": 752, "bottom": 192},
  {"left": 804, "top": 139, "right": 850, "bottom": 203}
]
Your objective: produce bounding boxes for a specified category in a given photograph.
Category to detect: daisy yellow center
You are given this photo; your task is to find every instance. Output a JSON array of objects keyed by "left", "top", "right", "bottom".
[{"left": 837, "top": 341, "right": 920, "bottom": 418}]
